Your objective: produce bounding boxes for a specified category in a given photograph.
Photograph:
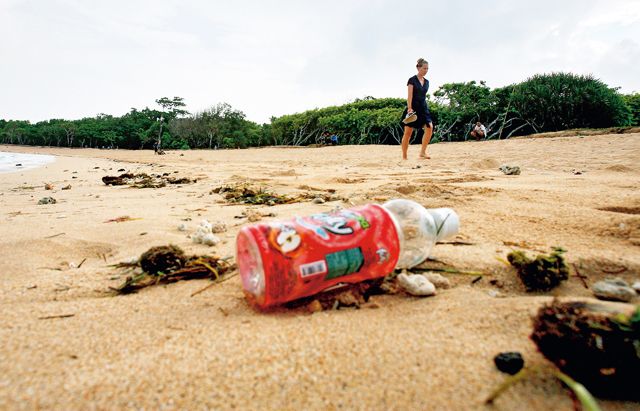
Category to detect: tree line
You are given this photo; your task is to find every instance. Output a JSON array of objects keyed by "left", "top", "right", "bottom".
[{"left": 1, "top": 73, "right": 638, "bottom": 149}]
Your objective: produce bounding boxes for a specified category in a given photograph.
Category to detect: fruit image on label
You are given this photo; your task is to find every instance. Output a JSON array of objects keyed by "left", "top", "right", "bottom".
[{"left": 276, "top": 227, "right": 301, "bottom": 253}]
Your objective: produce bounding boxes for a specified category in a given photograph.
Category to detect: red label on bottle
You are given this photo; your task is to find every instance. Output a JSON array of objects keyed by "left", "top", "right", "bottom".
[{"left": 237, "top": 204, "right": 400, "bottom": 308}]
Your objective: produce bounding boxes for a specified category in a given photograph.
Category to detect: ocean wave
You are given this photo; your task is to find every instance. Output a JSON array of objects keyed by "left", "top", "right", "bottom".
[{"left": 0, "top": 151, "right": 56, "bottom": 174}]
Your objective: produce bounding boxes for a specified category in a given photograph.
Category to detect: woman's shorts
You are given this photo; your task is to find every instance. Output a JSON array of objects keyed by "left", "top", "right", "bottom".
[{"left": 400, "top": 107, "right": 432, "bottom": 129}]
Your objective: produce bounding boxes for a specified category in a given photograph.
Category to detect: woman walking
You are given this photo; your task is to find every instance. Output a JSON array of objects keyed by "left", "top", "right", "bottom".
[{"left": 401, "top": 58, "right": 433, "bottom": 160}]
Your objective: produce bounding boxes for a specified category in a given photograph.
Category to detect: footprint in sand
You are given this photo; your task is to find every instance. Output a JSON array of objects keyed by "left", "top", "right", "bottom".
[
  {"left": 603, "top": 164, "right": 634, "bottom": 173},
  {"left": 597, "top": 206, "right": 640, "bottom": 215},
  {"left": 269, "top": 169, "right": 298, "bottom": 177},
  {"left": 472, "top": 158, "right": 500, "bottom": 170},
  {"left": 395, "top": 184, "right": 418, "bottom": 195},
  {"left": 417, "top": 175, "right": 491, "bottom": 184},
  {"left": 334, "top": 177, "right": 364, "bottom": 184}
]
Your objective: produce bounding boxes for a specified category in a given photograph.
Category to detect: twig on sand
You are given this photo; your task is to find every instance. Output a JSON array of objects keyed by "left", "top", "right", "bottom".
[
  {"left": 413, "top": 267, "right": 485, "bottom": 276},
  {"left": 572, "top": 263, "right": 589, "bottom": 289},
  {"left": 45, "top": 232, "right": 65, "bottom": 239},
  {"left": 437, "top": 240, "right": 475, "bottom": 246},
  {"left": 104, "top": 216, "right": 142, "bottom": 223},
  {"left": 77, "top": 258, "right": 87, "bottom": 268},
  {"left": 485, "top": 368, "right": 530, "bottom": 404},
  {"left": 38, "top": 314, "right": 75, "bottom": 320},
  {"left": 495, "top": 256, "right": 511, "bottom": 266},
  {"left": 190, "top": 272, "right": 239, "bottom": 297},
  {"left": 191, "top": 282, "right": 218, "bottom": 297},
  {"left": 601, "top": 266, "right": 627, "bottom": 275},
  {"left": 486, "top": 367, "right": 601, "bottom": 411}
]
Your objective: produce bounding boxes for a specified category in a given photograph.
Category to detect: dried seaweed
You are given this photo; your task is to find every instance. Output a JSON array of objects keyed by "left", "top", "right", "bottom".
[
  {"left": 531, "top": 300, "right": 640, "bottom": 400},
  {"left": 110, "top": 245, "right": 234, "bottom": 294},
  {"left": 507, "top": 247, "right": 569, "bottom": 291},
  {"left": 211, "top": 183, "right": 297, "bottom": 205},
  {"left": 102, "top": 173, "right": 196, "bottom": 188},
  {"left": 139, "top": 245, "right": 187, "bottom": 275},
  {"left": 486, "top": 367, "right": 602, "bottom": 411},
  {"left": 211, "top": 182, "right": 341, "bottom": 206}
]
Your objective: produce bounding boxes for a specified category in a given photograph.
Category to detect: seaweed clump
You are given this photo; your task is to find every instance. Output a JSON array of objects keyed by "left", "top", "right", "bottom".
[
  {"left": 111, "top": 245, "right": 234, "bottom": 294},
  {"left": 531, "top": 300, "right": 640, "bottom": 400},
  {"left": 102, "top": 173, "right": 195, "bottom": 188},
  {"left": 211, "top": 183, "right": 296, "bottom": 205},
  {"left": 139, "top": 245, "right": 187, "bottom": 275},
  {"left": 507, "top": 247, "right": 569, "bottom": 291},
  {"left": 212, "top": 182, "right": 342, "bottom": 206}
]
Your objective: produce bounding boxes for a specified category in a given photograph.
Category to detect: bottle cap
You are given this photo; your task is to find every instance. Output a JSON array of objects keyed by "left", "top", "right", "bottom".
[{"left": 426, "top": 208, "right": 459, "bottom": 242}]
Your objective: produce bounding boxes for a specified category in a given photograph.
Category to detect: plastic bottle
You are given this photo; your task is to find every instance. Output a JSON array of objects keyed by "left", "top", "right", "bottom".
[
  {"left": 382, "top": 199, "right": 459, "bottom": 269},
  {"left": 236, "top": 199, "right": 459, "bottom": 309}
]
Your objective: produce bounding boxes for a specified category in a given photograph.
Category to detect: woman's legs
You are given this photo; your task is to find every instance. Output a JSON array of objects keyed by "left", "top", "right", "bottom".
[
  {"left": 419, "top": 123, "right": 433, "bottom": 158},
  {"left": 401, "top": 126, "right": 413, "bottom": 160}
]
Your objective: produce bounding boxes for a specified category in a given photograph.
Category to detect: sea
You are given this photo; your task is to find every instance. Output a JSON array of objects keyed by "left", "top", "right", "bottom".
[{"left": 0, "top": 151, "right": 56, "bottom": 174}]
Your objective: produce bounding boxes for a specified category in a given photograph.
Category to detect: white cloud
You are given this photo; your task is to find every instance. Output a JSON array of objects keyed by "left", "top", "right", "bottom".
[{"left": 0, "top": 0, "right": 638, "bottom": 124}]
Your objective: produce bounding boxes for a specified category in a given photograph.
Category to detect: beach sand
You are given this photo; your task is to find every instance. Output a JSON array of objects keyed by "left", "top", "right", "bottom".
[{"left": 1, "top": 133, "right": 639, "bottom": 410}]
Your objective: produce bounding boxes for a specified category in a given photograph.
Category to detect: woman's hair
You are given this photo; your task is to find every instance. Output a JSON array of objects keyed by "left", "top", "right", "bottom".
[{"left": 416, "top": 58, "right": 428, "bottom": 68}]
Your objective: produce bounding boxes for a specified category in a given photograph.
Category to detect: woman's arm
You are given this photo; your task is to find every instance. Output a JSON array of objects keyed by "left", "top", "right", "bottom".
[{"left": 407, "top": 84, "right": 414, "bottom": 111}]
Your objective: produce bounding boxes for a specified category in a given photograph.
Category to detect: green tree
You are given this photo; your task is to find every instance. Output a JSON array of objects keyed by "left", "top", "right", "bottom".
[
  {"left": 623, "top": 93, "right": 640, "bottom": 126},
  {"left": 156, "top": 97, "right": 189, "bottom": 118},
  {"left": 1, "top": 120, "right": 31, "bottom": 145},
  {"left": 168, "top": 102, "right": 260, "bottom": 149},
  {"left": 155, "top": 97, "right": 190, "bottom": 149}
]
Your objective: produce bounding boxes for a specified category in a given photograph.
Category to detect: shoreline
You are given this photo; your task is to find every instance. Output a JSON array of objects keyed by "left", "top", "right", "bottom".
[{"left": 0, "top": 151, "right": 55, "bottom": 173}]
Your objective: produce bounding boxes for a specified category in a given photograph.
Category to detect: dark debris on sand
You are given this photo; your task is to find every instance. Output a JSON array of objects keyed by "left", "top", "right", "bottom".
[
  {"left": 531, "top": 300, "right": 640, "bottom": 400},
  {"left": 111, "top": 245, "right": 234, "bottom": 294},
  {"left": 211, "top": 182, "right": 341, "bottom": 206},
  {"left": 102, "top": 173, "right": 196, "bottom": 188},
  {"left": 283, "top": 278, "right": 393, "bottom": 312},
  {"left": 508, "top": 247, "right": 569, "bottom": 291}
]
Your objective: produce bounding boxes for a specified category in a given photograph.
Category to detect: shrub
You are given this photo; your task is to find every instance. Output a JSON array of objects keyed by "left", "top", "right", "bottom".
[{"left": 508, "top": 73, "right": 632, "bottom": 133}]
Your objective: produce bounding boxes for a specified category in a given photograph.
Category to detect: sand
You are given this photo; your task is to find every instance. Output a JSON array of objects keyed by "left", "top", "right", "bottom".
[{"left": 0, "top": 133, "right": 639, "bottom": 410}]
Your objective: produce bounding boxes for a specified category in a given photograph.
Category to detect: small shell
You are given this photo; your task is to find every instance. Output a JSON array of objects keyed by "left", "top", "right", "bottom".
[
  {"left": 423, "top": 273, "right": 451, "bottom": 289},
  {"left": 397, "top": 273, "right": 435, "bottom": 296},
  {"left": 211, "top": 221, "right": 227, "bottom": 233},
  {"left": 201, "top": 233, "right": 220, "bottom": 246},
  {"left": 199, "top": 220, "right": 212, "bottom": 232}
]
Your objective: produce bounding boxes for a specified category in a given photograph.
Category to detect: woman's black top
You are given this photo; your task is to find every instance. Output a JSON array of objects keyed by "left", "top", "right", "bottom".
[{"left": 408, "top": 75, "right": 430, "bottom": 114}]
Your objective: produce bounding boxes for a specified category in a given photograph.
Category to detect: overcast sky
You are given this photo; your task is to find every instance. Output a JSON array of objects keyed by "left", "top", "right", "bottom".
[{"left": 1, "top": 0, "right": 639, "bottom": 124}]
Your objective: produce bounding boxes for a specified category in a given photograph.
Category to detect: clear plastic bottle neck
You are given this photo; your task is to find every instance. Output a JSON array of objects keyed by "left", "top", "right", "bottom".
[{"left": 382, "top": 200, "right": 459, "bottom": 269}]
